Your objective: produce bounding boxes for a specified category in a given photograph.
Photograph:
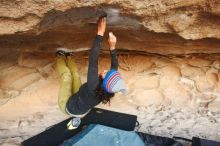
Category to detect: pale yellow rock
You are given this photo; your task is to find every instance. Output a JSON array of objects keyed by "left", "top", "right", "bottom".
[
  {"left": 151, "top": 57, "right": 173, "bottom": 68},
  {"left": 18, "top": 52, "right": 52, "bottom": 68},
  {"left": 208, "top": 102, "right": 220, "bottom": 111},
  {"left": 217, "top": 82, "right": 220, "bottom": 90},
  {"left": 132, "top": 75, "right": 159, "bottom": 90},
  {"left": 159, "top": 65, "right": 181, "bottom": 80},
  {"left": 186, "top": 57, "right": 213, "bottom": 67},
  {"left": 179, "top": 77, "right": 195, "bottom": 91},
  {"left": 130, "top": 89, "right": 165, "bottom": 106},
  {"left": 195, "top": 76, "right": 215, "bottom": 92},
  {"left": 119, "top": 55, "right": 153, "bottom": 72},
  {"left": 208, "top": 97, "right": 220, "bottom": 111},
  {"left": 160, "top": 76, "right": 192, "bottom": 106},
  {"left": 0, "top": 89, "right": 20, "bottom": 99},
  {"left": 180, "top": 64, "right": 205, "bottom": 77},
  {"left": 167, "top": 13, "right": 196, "bottom": 33},
  {"left": 218, "top": 72, "right": 220, "bottom": 81},
  {"left": 212, "top": 60, "right": 220, "bottom": 69},
  {"left": 10, "top": 73, "right": 41, "bottom": 90},
  {"left": 206, "top": 72, "right": 218, "bottom": 87},
  {"left": 0, "top": 66, "right": 36, "bottom": 89},
  {"left": 193, "top": 92, "right": 217, "bottom": 107},
  {"left": 0, "top": 89, "right": 11, "bottom": 99}
]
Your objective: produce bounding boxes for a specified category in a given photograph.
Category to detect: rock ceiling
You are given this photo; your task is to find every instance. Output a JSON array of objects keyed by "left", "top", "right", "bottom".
[{"left": 0, "top": 0, "right": 220, "bottom": 54}]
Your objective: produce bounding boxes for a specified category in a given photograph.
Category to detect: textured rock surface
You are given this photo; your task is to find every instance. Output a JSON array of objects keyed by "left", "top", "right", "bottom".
[
  {"left": 0, "top": 0, "right": 220, "bottom": 39},
  {"left": 1, "top": 52, "right": 220, "bottom": 109},
  {"left": 0, "top": 52, "right": 220, "bottom": 146},
  {"left": 1, "top": 1, "right": 220, "bottom": 145},
  {"left": 0, "top": 0, "right": 220, "bottom": 54}
]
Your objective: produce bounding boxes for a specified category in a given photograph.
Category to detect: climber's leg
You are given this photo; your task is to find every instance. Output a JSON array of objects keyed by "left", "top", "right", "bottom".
[
  {"left": 56, "top": 56, "right": 72, "bottom": 114},
  {"left": 66, "top": 56, "right": 81, "bottom": 95}
]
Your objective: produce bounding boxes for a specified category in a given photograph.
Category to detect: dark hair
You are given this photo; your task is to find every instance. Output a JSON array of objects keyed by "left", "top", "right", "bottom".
[{"left": 96, "top": 76, "right": 115, "bottom": 104}]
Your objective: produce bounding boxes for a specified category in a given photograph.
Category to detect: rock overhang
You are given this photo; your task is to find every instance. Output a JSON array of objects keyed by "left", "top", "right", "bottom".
[{"left": 0, "top": 1, "right": 220, "bottom": 54}]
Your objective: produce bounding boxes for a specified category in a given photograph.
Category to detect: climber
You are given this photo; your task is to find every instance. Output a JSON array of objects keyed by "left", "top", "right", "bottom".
[{"left": 55, "top": 15, "right": 127, "bottom": 118}]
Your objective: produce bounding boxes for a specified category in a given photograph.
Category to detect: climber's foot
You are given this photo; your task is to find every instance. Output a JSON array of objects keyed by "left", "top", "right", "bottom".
[{"left": 56, "top": 48, "right": 74, "bottom": 57}]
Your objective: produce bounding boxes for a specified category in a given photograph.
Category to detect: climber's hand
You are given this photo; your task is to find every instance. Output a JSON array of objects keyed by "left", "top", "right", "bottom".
[
  {"left": 97, "top": 17, "right": 106, "bottom": 36},
  {"left": 108, "top": 32, "right": 117, "bottom": 50}
]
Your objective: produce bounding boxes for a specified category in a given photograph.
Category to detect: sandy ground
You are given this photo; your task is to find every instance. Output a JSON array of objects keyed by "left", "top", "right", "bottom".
[{"left": 0, "top": 51, "right": 220, "bottom": 146}]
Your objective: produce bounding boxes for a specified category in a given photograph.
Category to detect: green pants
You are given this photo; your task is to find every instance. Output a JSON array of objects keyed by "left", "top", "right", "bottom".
[{"left": 56, "top": 57, "right": 81, "bottom": 114}]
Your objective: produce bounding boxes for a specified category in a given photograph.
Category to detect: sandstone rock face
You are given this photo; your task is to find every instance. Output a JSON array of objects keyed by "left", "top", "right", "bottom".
[
  {"left": 1, "top": 1, "right": 220, "bottom": 144},
  {"left": 1, "top": 51, "right": 220, "bottom": 145},
  {"left": 0, "top": 0, "right": 220, "bottom": 54},
  {"left": 0, "top": 0, "right": 220, "bottom": 39},
  {"left": 1, "top": 52, "right": 220, "bottom": 110}
]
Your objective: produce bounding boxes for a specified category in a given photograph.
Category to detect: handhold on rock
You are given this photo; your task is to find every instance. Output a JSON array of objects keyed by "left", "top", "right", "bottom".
[{"left": 97, "top": 11, "right": 107, "bottom": 18}]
